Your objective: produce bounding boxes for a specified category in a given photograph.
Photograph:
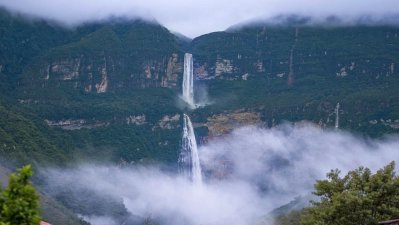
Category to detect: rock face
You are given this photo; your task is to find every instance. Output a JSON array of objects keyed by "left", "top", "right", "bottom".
[
  {"left": 32, "top": 52, "right": 183, "bottom": 93},
  {"left": 190, "top": 26, "right": 399, "bottom": 81},
  {"left": 155, "top": 114, "right": 181, "bottom": 130},
  {"left": 15, "top": 21, "right": 399, "bottom": 96},
  {"left": 95, "top": 61, "right": 109, "bottom": 93},
  {"left": 45, "top": 119, "right": 109, "bottom": 130},
  {"left": 49, "top": 58, "right": 81, "bottom": 81},
  {"left": 369, "top": 118, "right": 399, "bottom": 129},
  {"left": 126, "top": 115, "right": 146, "bottom": 125},
  {"left": 17, "top": 20, "right": 184, "bottom": 96},
  {"left": 215, "top": 58, "right": 234, "bottom": 77},
  {"left": 255, "top": 60, "right": 265, "bottom": 73},
  {"left": 162, "top": 54, "right": 182, "bottom": 88},
  {"left": 205, "top": 111, "right": 261, "bottom": 136},
  {"left": 37, "top": 56, "right": 114, "bottom": 93}
]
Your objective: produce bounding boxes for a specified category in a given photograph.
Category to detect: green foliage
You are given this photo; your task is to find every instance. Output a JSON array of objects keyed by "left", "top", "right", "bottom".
[
  {"left": 275, "top": 210, "right": 302, "bottom": 225},
  {"left": 301, "top": 162, "right": 399, "bottom": 225},
  {"left": 0, "top": 100, "right": 68, "bottom": 167},
  {"left": 0, "top": 7, "right": 399, "bottom": 171},
  {"left": 190, "top": 25, "right": 399, "bottom": 137},
  {"left": 39, "top": 193, "right": 91, "bottom": 225},
  {"left": 0, "top": 165, "right": 41, "bottom": 225}
]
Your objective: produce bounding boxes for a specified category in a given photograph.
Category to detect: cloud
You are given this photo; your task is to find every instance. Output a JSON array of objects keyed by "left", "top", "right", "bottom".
[
  {"left": 40, "top": 124, "right": 399, "bottom": 225},
  {"left": 1, "top": 0, "right": 399, "bottom": 37},
  {"left": 43, "top": 166, "right": 271, "bottom": 225},
  {"left": 200, "top": 125, "right": 398, "bottom": 201}
]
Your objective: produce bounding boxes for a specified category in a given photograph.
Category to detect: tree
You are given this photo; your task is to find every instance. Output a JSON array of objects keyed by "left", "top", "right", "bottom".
[
  {"left": 0, "top": 165, "right": 41, "bottom": 225},
  {"left": 301, "top": 162, "right": 399, "bottom": 225}
]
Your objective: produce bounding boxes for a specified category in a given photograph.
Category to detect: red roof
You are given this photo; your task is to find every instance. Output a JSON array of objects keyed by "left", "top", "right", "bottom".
[
  {"left": 379, "top": 219, "right": 399, "bottom": 225},
  {"left": 40, "top": 221, "right": 52, "bottom": 225}
]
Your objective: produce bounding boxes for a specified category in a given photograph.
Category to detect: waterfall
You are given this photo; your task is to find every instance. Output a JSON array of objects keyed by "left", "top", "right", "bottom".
[
  {"left": 182, "top": 53, "right": 195, "bottom": 108},
  {"left": 178, "top": 114, "right": 203, "bottom": 185},
  {"left": 335, "top": 103, "right": 340, "bottom": 129}
]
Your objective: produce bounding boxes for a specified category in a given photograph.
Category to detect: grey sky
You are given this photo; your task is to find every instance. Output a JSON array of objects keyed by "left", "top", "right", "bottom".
[{"left": 1, "top": 0, "right": 398, "bottom": 38}]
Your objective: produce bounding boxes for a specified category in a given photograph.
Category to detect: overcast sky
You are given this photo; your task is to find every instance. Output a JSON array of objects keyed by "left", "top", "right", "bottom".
[{"left": 1, "top": 0, "right": 398, "bottom": 38}]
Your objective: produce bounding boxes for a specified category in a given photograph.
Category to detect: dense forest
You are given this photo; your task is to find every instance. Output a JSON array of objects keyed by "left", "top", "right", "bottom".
[{"left": 0, "top": 7, "right": 398, "bottom": 225}]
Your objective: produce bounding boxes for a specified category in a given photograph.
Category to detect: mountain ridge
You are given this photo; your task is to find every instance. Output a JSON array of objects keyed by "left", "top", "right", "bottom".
[
  {"left": 0, "top": 8, "right": 399, "bottom": 224},
  {"left": 0, "top": 7, "right": 398, "bottom": 166}
]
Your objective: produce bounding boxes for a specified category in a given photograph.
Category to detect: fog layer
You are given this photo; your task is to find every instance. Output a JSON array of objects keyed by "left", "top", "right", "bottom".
[
  {"left": 1, "top": 0, "right": 399, "bottom": 37},
  {"left": 42, "top": 125, "right": 399, "bottom": 225}
]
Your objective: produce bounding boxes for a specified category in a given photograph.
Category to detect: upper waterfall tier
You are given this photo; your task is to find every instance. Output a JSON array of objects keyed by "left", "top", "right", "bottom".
[{"left": 182, "top": 53, "right": 195, "bottom": 108}]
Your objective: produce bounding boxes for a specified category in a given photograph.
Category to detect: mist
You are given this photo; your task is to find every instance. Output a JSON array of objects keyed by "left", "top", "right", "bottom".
[
  {"left": 1, "top": 0, "right": 399, "bottom": 37},
  {"left": 41, "top": 124, "right": 399, "bottom": 225}
]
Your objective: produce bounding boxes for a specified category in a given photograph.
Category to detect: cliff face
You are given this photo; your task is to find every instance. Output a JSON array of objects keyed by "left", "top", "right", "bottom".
[
  {"left": 16, "top": 20, "right": 184, "bottom": 97},
  {"left": 191, "top": 26, "right": 399, "bottom": 82},
  {"left": 32, "top": 53, "right": 182, "bottom": 94},
  {"left": 205, "top": 111, "right": 261, "bottom": 137},
  {"left": 9, "top": 18, "right": 398, "bottom": 138},
  {"left": 0, "top": 9, "right": 398, "bottom": 168},
  {"left": 11, "top": 17, "right": 399, "bottom": 97}
]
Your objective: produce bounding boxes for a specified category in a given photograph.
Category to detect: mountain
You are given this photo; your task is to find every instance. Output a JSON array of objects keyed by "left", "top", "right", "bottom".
[
  {"left": 189, "top": 23, "right": 399, "bottom": 136},
  {"left": 0, "top": 8, "right": 186, "bottom": 164},
  {"left": 0, "top": 8, "right": 398, "bottom": 167},
  {"left": 1, "top": 8, "right": 399, "bottom": 224}
]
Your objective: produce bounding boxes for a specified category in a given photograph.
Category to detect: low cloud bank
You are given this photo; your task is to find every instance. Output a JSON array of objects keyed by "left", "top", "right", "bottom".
[
  {"left": 1, "top": 0, "right": 399, "bottom": 37},
  {"left": 42, "top": 125, "right": 399, "bottom": 225}
]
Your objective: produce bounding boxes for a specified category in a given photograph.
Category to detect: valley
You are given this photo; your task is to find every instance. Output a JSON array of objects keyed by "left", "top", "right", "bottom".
[{"left": 0, "top": 7, "right": 398, "bottom": 225}]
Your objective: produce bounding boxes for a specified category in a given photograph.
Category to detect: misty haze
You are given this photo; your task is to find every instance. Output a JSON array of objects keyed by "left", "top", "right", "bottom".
[{"left": 0, "top": 1, "right": 398, "bottom": 225}]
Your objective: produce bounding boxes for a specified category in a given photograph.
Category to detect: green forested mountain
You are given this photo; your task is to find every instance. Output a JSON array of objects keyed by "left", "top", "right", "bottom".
[
  {"left": 1, "top": 8, "right": 399, "bottom": 225},
  {"left": 189, "top": 24, "right": 399, "bottom": 136},
  {"left": 0, "top": 9, "right": 398, "bottom": 167}
]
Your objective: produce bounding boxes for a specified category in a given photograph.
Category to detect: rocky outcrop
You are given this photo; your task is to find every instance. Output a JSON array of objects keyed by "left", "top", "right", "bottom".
[
  {"left": 95, "top": 61, "right": 108, "bottom": 93},
  {"left": 154, "top": 114, "right": 181, "bottom": 130},
  {"left": 215, "top": 57, "right": 234, "bottom": 77},
  {"left": 336, "top": 66, "right": 348, "bottom": 77},
  {"left": 47, "top": 58, "right": 81, "bottom": 81},
  {"left": 241, "top": 73, "right": 249, "bottom": 80},
  {"left": 369, "top": 118, "right": 399, "bottom": 129},
  {"left": 194, "top": 65, "right": 209, "bottom": 79},
  {"left": 35, "top": 54, "right": 183, "bottom": 93},
  {"left": 255, "top": 60, "right": 265, "bottom": 73},
  {"left": 45, "top": 119, "right": 108, "bottom": 130},
  {"left": 162, "top": 54, "right": 182, "bottom": 88},
  {"left": 205, "top": 110, "right": 261, "bottom": 136},
  {"left": 38, "top": 55, "right": 115, "bottom": 93},
  {"left": 32, "top": 52, "right": 183, "bottom": 94},
  {"left": 390, "top": 63, "right": 395, "bottom": 75},
  {"left": 126, "top": 115, "right": 146, "bottom": 125}
]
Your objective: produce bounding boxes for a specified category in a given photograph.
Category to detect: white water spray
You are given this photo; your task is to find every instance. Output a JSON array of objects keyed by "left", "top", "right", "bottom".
[
  {"left": 335, "top": 102, "right": 340, "bottom": 129},
  {"left": 182, "top": 53, "right": 195, "bottom": 108},
  {"left": 179, "top": 114, "right": 203, "bottom": 184}
]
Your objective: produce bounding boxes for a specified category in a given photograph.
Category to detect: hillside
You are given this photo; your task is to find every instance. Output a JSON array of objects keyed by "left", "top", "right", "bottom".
[
  {"left": 0, "top": 8, "right": 399, "bottom": 224},
  {"left": 0, "top": 9, "right": 398, "bottom": 168},
  {"left": 189, "top": 24, "right": 399, "bottom": 136}
]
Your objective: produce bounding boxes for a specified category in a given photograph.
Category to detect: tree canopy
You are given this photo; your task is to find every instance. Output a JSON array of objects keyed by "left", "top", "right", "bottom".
[
  {"left": 301, "top": 161, "right": 399, "bottom": 225},
  {"left": 0, "top": 165, "right": 41, "bottom": 225}
]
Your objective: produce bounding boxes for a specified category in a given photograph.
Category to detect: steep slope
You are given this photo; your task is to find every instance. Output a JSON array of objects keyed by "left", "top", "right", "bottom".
[
  {"left": 189, "top": 24, "right": 399, "bottom": 136},
  {"left": 1, "top": 14, "right": 187, "bottom": 166},
  {"left": 0, "top": 8, "right": 70, "bottom": 78},
  {"left": 0, "top": 11, "right": 399, "bottom": 224},
  {"left": 191, "top": 25, "right": 399, "bottom": 80},
  {"left": 0, "top": 8, "right": 104, "bottom": 93},
  {"left": 1, "top": 9, "right": 399, "bottom": 169},
  {"left": 0, "top": 100, "right": 69, "bottom": 167},
  {"left": 18, "top": 20, "right": 183, "bottom": 97},
  {"left": 14, "top": 19, "right": 186, "bottom": 157}
]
